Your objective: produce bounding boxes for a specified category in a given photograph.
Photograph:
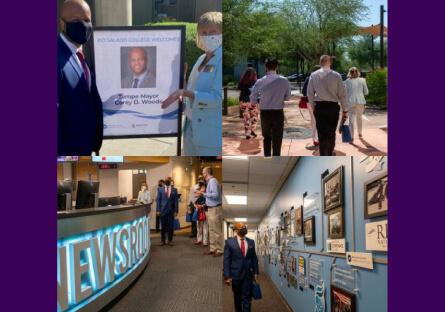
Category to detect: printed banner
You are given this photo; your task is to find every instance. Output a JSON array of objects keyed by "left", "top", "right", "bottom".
[{"left": 93, "top": 27, "right": 184, "bottom": 137}]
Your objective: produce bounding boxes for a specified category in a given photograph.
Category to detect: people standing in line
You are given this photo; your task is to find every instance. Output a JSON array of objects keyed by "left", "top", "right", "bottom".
[
  {"left": 194, "top": 179, "right": 209, "bottom": 246},
  {"left": 137, "top": 183, "right": 152, "bottom": 204},
  {"left": 156, "top": 177, "right": 178, "bottom": 247},
  {"left": 250, "top": 57, "right": 291, "bottom": 156},
  {"left": 238, "top": 68, "right": 259, "bottom": 140},
  {"left": 307, "top": 55, "right": 349, "bottom": 156},
  {"left": 155, "top": 179, "right": 165, "bottom": 233},
  {"left": 162, "top": 12, "right": 222, "bottom": 156},
  {"left": 223, "top": 222, "right": 259, "bottom": 312},
  {"left": 58, "top": 0, "right": 103, "bottom": 156},
  {"left": 345, "top": 67, "right": 369, "bottom": 141},
  {"left": 302, "top": 65, "right": 321, "bottom": 148},
  {"left": 197, "top": 166, "right": 222, "bottom": 257}
]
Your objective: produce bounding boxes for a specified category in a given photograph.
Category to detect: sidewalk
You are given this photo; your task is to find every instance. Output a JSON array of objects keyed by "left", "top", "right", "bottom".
[
  {"left": 100, "top": 137, "right": 178, "bottom": 156},
  {"left": 223, "top": 102, "right": 387, "bottom": 156}
]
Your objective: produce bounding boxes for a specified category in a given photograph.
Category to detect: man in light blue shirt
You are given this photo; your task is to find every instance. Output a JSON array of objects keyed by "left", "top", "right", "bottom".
[
  {"left": 198, "top": 166, "right": 223, "bottom": 256},
  {"left": 250, "top": 57, "right": 291, "bottom": 156}
]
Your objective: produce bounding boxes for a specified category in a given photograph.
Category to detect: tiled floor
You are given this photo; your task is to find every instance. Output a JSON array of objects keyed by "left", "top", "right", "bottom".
[{"left": 106, "top": 233, "right": 223, "bottom": 312}]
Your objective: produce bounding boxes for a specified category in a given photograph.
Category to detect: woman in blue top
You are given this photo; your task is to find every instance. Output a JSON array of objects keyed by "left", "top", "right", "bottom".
[{"left": 162, "top": 12, "right": 222, "bottom": 156}]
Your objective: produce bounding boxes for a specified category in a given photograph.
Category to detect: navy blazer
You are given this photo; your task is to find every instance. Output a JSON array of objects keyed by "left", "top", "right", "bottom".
[
  {"left": 156, "top": 186, "right": 179, "bottom": 217},
  {"left": 223, "top": 237, "right": 259, "bottom": 280},
  {"left": 57, "top": 36, "right": 103, "bottom": 155}
]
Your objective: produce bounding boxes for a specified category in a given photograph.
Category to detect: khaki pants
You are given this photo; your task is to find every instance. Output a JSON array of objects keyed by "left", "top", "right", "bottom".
[
  {"left": 349, "top": 104, "right": 365, "bottom": 138},
  {"left": 206, "top": 206, "right": 223, "bottom": 253}
]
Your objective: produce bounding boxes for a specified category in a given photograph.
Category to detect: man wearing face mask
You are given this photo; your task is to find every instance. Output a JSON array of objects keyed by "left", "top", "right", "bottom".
[
  {"left": 162, "top": 12, "right": 222, "bottom": 156},
  {"left": 156, "top": 177, "right": 179, "bottom": 246},
  {"left": 223, "top": 222, "right": 259, "bottom": 312},
  {"left": 58, "top": 0, "right": 103, "bottom": 156}
]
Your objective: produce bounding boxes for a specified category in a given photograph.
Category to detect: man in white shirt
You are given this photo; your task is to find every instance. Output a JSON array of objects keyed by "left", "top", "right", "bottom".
[{"left": 307, "top": 55, "right": 349, "bottom": 156}]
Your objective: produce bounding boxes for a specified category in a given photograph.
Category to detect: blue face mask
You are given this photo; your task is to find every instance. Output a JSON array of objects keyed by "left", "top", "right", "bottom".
[{"left": 64, "top": 20, "right": 92, "bottom": 45}]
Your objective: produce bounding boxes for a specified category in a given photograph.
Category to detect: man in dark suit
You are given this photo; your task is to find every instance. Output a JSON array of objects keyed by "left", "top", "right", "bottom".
[
  {"left": 224, "top": 222, "right": 259, "bottom": 312},
  {"left": 156, "top": 177, "right": 179, "bottom": 246},
  {"left": 58, "top": 0, "right": 103, "bottom": 155}
]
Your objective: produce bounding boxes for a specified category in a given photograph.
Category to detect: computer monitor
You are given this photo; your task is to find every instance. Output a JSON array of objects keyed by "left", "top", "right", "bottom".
[
  {"left": 98, "top": 196, "right": 121, "bottom": 207},
  {"left": 57, "top": 180, "right": 73, "bottom": 211},
  {"left": 75, "top": 180, "right": 100, "bottom": 209}
]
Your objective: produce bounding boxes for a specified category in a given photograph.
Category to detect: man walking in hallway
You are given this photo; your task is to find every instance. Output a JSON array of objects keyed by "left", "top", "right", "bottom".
[
  {"left": 223, "top": 222, "right": 259, "bottom": 312},
  {"left": 199, "top": 166, "right": 223, "bottom": 256},
  {"left": 250, "top": 57, "right": 291, "bottom": 156},
  {"left": 156, "top": 177, "right": 178, "bottom": 246},
  {"left": 307, "top": 55, "right": 349, "bottom": 156}
]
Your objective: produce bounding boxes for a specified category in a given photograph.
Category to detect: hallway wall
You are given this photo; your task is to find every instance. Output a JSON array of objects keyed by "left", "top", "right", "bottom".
[{"left": 258, "top": 157, "right": 388, "bottom": 312}]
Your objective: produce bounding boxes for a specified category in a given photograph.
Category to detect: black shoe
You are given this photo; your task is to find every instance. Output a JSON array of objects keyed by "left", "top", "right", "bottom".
[
  {"left": 160, "top": 242, "right": 166, "bottom": 246},
  {"left": 251, "top": 131, "right": 257, "bottom": 138},
  {"left": 246, "top": 135, "right": 251, "bottom": 140}
]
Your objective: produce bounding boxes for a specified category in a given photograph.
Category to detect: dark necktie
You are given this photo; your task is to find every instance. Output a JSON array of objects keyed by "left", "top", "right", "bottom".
[
  {"left": 76, "top": 50, "right": 90, "bottom": 88},
  {"left": 241, "top": 238, "right": 246, "bottom": 257},
  {"left": 132, "top": 78, "right": 139, "bottom": 88}
]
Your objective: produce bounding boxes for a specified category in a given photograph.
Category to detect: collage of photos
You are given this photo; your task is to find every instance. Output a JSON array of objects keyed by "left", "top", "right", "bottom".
[{"left": 57, "top": 1, "right": 387, "bottom": 312}]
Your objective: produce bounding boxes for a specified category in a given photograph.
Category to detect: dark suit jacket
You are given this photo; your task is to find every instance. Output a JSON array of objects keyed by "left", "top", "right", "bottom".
[
  {"left": 58, "top": 35, "right": 103, "bottom": 155},
  {"left": 223, "top": 237, "right": 259, "bottom": 280},
  {"left": 156, "top": 186, "right": 179, "bottom": 217}
]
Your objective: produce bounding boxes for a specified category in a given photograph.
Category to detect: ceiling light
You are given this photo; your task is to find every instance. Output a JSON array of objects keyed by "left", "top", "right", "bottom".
[
  {"left": 224, "top": 156, "right": 248, "bottom": 160},
  {"left": 234, "top": 218, "right": 248, "bottom": 222},
  {"left": 225, "top": 195, "right": 247, "bottom": 205}
]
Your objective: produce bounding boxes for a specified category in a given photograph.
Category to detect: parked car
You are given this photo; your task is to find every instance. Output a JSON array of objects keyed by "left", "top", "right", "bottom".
[{"left": 287, "top": 73, "right": 308, "bottom": 83}]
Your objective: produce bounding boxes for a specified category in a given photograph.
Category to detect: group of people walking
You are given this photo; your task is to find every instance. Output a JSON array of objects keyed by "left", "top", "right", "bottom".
[{"left": 237, "top": 55, "right": 369, "bottom": 156}]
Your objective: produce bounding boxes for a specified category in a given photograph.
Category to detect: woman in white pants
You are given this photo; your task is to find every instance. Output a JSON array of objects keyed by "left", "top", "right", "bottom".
[
  {"left": 345, "top": 67, "right": 369, "bottom": 141},
  {"left": 194, "top": 184, "right": 209, "bottom": 246}
]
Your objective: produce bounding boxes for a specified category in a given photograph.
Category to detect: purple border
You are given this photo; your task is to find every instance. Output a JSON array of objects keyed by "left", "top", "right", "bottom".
[
  {"left": 388, "top": 1, "right": 443, "bottom": 311},
  {"left": 1, "top": 1, "right": 57, "bottom": 310},
  {"left": 1, "top": 0, "right": 443, "bottom": 310}
]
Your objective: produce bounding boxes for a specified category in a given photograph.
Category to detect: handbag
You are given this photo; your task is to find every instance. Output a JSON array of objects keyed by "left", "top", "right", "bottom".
[
  {"left": 192, "top": 209, "right": 198, "bottom": 222},
  {"left": 173, "top": 218, "right": 180, "bottom": 230},
  {"left": 341, "top": 124, "right": 352, "bottom": 143},
  {"left": 251, "top": 281, "right": 262, "bottom": 300},
  {"left": 198, "top": 209, "right": 206, "bottom": 222},
  {"left": 338, "top": 117, "right": 353, "bottom": 143},
  {"left": 186, "top": 213, "right": 192, "bottom": 222},
  {"left": 298, "top": 96, "right": 309, "bottom": 109}
]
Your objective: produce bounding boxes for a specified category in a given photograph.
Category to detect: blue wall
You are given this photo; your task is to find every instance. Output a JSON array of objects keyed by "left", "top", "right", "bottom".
[{"left": 258, "top": 157, "right": 387, "bottom": 312}]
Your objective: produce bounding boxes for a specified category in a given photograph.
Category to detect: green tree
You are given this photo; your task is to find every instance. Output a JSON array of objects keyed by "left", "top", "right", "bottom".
[{"left": 147, "top": 21, "right": 201, "bottom": 76}]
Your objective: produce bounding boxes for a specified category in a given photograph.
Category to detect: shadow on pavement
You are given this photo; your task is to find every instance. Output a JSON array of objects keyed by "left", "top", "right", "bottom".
[{"left": 238, "top": 138, "right": 262, "bottom": 155}]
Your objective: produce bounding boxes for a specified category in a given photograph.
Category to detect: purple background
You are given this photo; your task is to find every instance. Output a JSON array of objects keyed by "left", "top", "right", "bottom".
[
  {"left": 1, "top": 0, "right": 443, "bottom": 310},
  {"left": 1, "top": 1, "right": 57, "bottom": 311}
]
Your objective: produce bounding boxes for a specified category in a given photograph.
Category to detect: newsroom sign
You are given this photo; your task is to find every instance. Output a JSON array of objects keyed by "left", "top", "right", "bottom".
[{"left": 57, "top": 216, "right": 149, "bottom": 311}]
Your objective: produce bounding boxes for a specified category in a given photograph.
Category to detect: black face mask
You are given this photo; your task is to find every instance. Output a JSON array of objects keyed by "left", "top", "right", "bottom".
[
  {"left": 238, "top": 227, "right": 248, "bottom": 237},
  {"left": 64, "top": 20, "right": 92, "bottom": 45}
]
